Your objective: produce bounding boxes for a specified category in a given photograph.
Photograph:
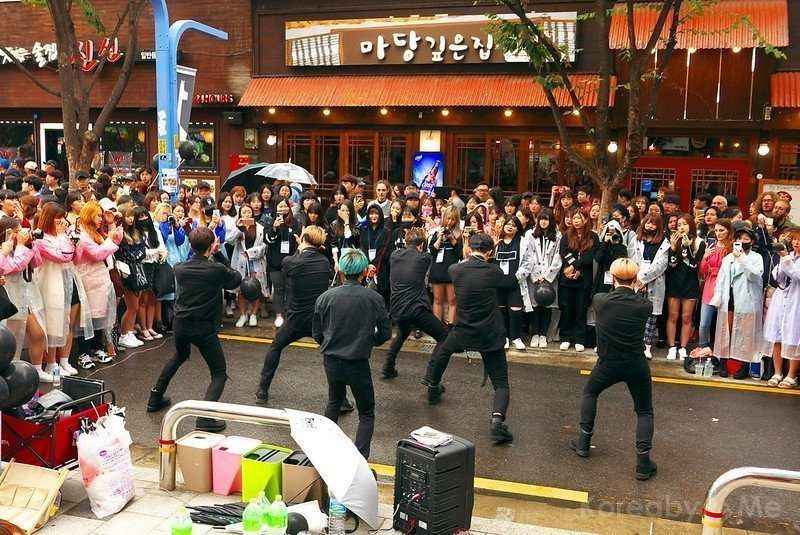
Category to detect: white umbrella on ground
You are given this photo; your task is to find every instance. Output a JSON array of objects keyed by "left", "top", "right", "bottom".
[
  {"left": 286, "top": 408, "right": 378, "bottom": 528},
  {"left": 255, "top": 162, "right": 317, "bottom": 186}
]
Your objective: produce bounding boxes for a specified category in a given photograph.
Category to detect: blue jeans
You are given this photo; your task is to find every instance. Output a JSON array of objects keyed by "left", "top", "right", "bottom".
[{"left": 698, "top": 303, "right": 717, "bottom": 348}]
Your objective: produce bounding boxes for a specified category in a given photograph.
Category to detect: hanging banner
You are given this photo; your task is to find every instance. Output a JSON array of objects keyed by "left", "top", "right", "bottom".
[
  {"left": 412, "top": 152, "right": 444, "bottom": 197},
  {"left": 175, "top": 65, "right": 197, "bottom": 144}
]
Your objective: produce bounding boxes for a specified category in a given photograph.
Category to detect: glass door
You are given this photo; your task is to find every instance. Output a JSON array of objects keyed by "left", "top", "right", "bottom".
[{"left": 39, "top": 123, "right": 67, "bottom": 172}]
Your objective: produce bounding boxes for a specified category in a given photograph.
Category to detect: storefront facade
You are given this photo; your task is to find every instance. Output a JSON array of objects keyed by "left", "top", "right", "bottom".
[
  {"left": 0, "top": 0, "right": 254, "bottom": 192},
  {"left": 241, "top": 0, "right": 800, "bottom": 207}
]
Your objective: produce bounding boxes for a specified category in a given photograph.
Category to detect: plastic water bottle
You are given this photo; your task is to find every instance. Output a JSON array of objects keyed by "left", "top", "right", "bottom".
[
  {"left": 52, "top": 365, "right": 61, "bottom": 390},
  {"left": 695, "top": 358, "right": 704, "bottom": 377},
  {"left": 703, "top": 358, "right": 714, "bottom": 378},
  {"left": 328, "top": 497, "right": 347, "bottom": 535},
  {"left": 242, "top": 498, "right": 262, "bottom": 534},
  {"left": 170, "top": 507, "right": 193, "bottom": 535},
  {"left": 257, "top": 490, "right": 271, "bottom": 526},
  {"left": 266, "top": 494, "right": 288, "bottom": 535}
]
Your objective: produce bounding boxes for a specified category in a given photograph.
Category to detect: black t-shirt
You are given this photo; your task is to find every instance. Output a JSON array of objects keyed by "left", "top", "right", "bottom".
[
  {"left": 282, "top": 248, "right": 332, "bottom": 321},
  {"left": 428, "top": 230, "right": 462, "bottom": 283},
  {"left": 389, "top": 247, "right": 433, "bottom": 320},
  {"left": 494, "top": 235, "right": 522, "bottom": 285}
]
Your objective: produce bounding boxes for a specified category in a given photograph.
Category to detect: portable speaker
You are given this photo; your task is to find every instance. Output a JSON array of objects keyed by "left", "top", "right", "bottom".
[{"left": 393, "top": 436, "right": 475, "bottom": 534}]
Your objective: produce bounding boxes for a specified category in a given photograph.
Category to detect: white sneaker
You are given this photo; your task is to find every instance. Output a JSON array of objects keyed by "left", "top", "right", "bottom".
[
  {"left": 560, "top": 341, "right": 570, "bottom": 351},
  {"left": 92, "top": 350, "right": 113, "bottom": 364},
  {"left": 274, "top": 315, "right": 284, "bottom": 328},
  {"left": 575, "top": 344, "right": 585, "bottom": 352},
  {"left": 666, "top": 347, "right": 677, "bottom": 360},
  {"left": 249, "top": 314, "right": 258, "bottom": 327},
  {"left": 61, "top": 360, "right": 80, "bottom": 375},
  {"left": 530, "top": 335, "right": 540, "bottom": 349},
  {"left": 512, "top": 338, "right": 526, "bottom": 351},
  {"left": 539, "top": 336, "right": 548, "bottom": 349},
  {"left": 37, "top": 368, "right": 54, "bottom": 383},
  {"left": 148, "top": 329, "right": 163, "bottom": 340},
  {"left": 678, "top": 347, "right": 688, "bottom": 361},
  {"left": 235, "top": 315, "right": 247, "bottom": 328},
  {"left": 644, "top": 345, "right": 653, "bottom": 360},
  {"left": 504, "top": 338, "right": 510, "bottom": 349},
  {"left": 119, "top": 333, "right": 142, "bottom": 348}
]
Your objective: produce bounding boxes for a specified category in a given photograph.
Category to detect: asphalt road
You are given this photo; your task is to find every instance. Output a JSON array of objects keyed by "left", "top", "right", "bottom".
[{"left": 86, "top": 336, "right": 800, "bottom": 533}]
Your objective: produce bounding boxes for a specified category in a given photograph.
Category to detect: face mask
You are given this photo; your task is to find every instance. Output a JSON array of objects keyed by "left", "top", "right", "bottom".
[
  {"left": 741, "top": 242, "right": 752, "bottom": 252},
  {"left": 400, "top": 221, "right": 413, "bottom": 229}
]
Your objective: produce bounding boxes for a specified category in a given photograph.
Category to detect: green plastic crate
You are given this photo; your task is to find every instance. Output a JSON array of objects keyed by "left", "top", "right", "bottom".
[{"left": 241, "top": 444, "right": 292, "bottom": 501}]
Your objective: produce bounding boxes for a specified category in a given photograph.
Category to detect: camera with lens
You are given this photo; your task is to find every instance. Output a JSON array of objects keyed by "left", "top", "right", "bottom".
[
  {"left": 30, "top": 228, "right": 43, "bottom": 240},
  {"left": 610, "top": 230, "right": 623, "bottom": 245},
  {"left": 203, "top": 206, "right": 214, "bottom": 218},
  {"left": 168, "top": 215, "right": 176, "bottom": 225}
]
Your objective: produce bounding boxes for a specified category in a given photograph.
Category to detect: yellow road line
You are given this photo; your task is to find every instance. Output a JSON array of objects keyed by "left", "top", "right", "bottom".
[
  {"left": 369, "top": 463, "right": 588, "bottom": 504},
  {"left": 579, "top": 369, "right": 800, "bottom": 396},
  {"left": 219, "top": 333, "right": 319, "bottom": 349}
]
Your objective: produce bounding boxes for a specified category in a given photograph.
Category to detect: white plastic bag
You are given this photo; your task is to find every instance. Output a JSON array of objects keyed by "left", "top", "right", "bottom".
[{"left": 76, "top": 412, "right": 135, "bottom": 518}]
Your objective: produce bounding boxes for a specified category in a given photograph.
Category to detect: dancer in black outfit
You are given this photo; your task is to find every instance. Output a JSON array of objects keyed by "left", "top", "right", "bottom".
[
  {"left": 382, "top": 227, "right": 448, "bottom": 379},
  {"left": 424, "top": 232, "right": 515, "bottom": 445},
  {"left": 256, "top": 226, "right": 332, "bottom": 404},
  {"left": 147, "top": 227, "right": 242, "bottom": 432},
  {"left": 569, "top": 258, "right": 658, "bottom": 481}
]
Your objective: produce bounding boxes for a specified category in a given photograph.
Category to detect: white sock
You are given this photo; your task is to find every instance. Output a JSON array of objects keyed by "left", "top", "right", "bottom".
[
  {"left": 59, "top": 358, "right": 70, "bottom": 367},
  {"left": 645, "top": 344, "right": 651, "bottom": 351}
]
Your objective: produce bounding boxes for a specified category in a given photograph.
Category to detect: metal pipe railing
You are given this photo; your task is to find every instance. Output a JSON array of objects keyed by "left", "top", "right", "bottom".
[
  {"left": 159, "top": 400, "right": 291, "bottom": 490},
  {"left": 701, "top": 467, "right": 800, "bottom": 534}
]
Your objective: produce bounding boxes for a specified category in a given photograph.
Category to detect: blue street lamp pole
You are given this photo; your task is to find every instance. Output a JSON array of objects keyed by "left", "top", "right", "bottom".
[{"left": 150, "top": 0, "right": 227, "bottom": 192}]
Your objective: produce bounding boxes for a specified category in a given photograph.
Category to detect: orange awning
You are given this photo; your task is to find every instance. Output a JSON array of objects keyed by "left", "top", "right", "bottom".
[
  {"left": 771, "top": 72, "right": 800, "bottom": 108},
  {"left": 238, "top": 74, "right": 615, "bottom": 108},
  {"left": 609, "top": 0, "right": 789, "bottom": 50}
]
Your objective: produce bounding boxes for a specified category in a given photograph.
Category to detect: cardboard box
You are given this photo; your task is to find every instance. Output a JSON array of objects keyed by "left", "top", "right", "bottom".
[
  {"left": 176, "top": 431, "right": 226, "bottom": 493},
  {"left": 0, "top": 460, "right": 68, "bottom": 534},
  {"left": 281, "top": 451, "right": 327, "bottom": 507}
]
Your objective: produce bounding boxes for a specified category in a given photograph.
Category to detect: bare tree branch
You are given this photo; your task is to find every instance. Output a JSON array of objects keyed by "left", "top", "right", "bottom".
[
  {"left": 499, "top": 1, "right": 596, "bottom": 141},
  {"left": 86, "top": 0, "right": 134, "bottom": 96},
  {"left": 0, "top": 46, "right": 62, "bottom": 98},
  {"left": 91, "top": 0, "right": 145, "bottom": 138}
]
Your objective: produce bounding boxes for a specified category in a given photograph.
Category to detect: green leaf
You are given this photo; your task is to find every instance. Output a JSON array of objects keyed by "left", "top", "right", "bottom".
[{"left": 75, "top": 0, "right": 106, "bottom": 34}]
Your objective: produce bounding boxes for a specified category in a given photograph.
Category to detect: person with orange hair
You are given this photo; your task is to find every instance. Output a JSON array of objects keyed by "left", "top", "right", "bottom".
[{"left": 74, "top": 201, "right": 123, "bottom": 369}]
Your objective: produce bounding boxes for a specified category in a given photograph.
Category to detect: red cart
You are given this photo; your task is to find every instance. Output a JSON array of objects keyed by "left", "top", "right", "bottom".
[{"left": 1, "top": 390, "right": 115, "bottom": 469}]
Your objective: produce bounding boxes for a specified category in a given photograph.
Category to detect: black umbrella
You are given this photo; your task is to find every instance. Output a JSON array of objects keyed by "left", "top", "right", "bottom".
[{"left": 220, "top": 162, "right": 273, "bottom": 194}]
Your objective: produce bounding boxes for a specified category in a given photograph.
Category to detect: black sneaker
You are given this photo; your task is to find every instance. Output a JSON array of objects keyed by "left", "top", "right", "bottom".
[
  {"left": 381, "top": 366, "right": 398, "bottom": 380},
  {"left": 340, "top": 397, "right": 355, "bottom": 413},
  {"left": 196, "top": 417, "right": 226, "bottom": 433},
  {"left": 490, "top": 419, "right": 514, "bottom": 445},
  {"left": 255, "top": 389, "right": 269, "bottom": 405},
  {"left": 635, "top": 451, "right": 658, "bottom": 481},
  {"left": 146, "top": 389, "right": 171, "bottom": 413},
  {"left": 427, "top": 384, "right": 445, "bottom": 405}
]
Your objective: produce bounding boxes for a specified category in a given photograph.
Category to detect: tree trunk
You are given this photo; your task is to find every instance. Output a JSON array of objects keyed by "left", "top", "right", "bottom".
[{"left": 598, "top": 185, "right": 617, "bottom": 220}]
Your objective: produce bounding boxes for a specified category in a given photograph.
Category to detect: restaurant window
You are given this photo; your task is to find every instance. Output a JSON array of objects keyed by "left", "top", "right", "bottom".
[
  {"left": 645, "top": 136, "right": 749, "bottom": 159},
  {"left": 527, "top": 139, "right": 563, "bottom": 196},
  {"left": 691, "top": 169, "right": 739, "bottom": 198},
  {"left": 491, "top": 138, "right": 520, "bottom": 192},
  {"left": 0, "top": 121, "right": 34, "bottom": 161},
  {"left": 348, "top": 135, "right": 374, "bottom": 179},
  {"left": 778, "top": 142, "right": 800, "bottom": 180},
  {"left": 285, "top": 132, "right": 312, "bottom": 173},
  {"left": 314, "top": 135, "right": 340, "bottom": 186},
  {"left": 185, "top": 123, "right": 216, "bottom": 171},
  {"left": 101, "top": 123, "right": 147, "bottom": 171},
  {"left": 454, "top": 135, "right": 486, "bottom": 191},
  {"left": 630, "top": 167, "right": 678, "bottom": 200},
  {"left": 379, "top": 134, "right": 407, "bottom": 182}
]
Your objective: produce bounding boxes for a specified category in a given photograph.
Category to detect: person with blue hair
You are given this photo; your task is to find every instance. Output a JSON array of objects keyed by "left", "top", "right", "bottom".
[{"left": 313, "top": 247, "right": 391, "bottom": 459}]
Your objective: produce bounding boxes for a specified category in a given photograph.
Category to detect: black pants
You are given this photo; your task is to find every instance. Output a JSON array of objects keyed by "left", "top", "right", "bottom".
[
  {"left": 530, "top": 307, "right": 552, "bottom": 337},
  {"left": 426, "top": 331, "right": 510, "bottom": 418},
  {"left": 323, "top": 356, "right": 374, "bottom": 459},
  {"left": 579, "top": 359, "right": 654, "bottom": 453},
  {"left": 154, "top": 319, "right": 228, "bottom": 402},
  {"left": 558, "top": 285, "right": 591, "bottom": 345},
  {"left": 259, "top": 317, "right": 312, "bottom": 393},
  {"left": 385, "top": 310, "right": 447, "bottom": 371}
]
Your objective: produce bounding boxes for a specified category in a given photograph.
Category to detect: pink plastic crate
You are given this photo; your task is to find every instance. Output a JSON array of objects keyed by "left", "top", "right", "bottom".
[{"left": 212, "top": 436, "right": 261, "bottom": 496}]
